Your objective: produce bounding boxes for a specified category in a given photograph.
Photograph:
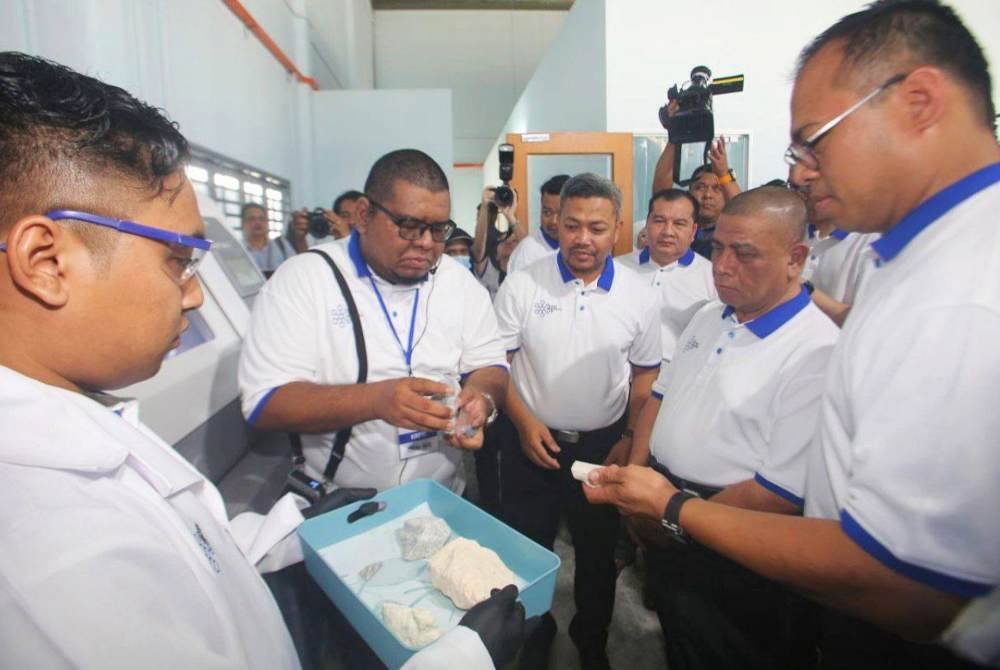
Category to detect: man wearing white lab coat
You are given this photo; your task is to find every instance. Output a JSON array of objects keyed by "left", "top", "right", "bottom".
[{"left": 0, "top": 52, "right": 522, "bottom": 670}]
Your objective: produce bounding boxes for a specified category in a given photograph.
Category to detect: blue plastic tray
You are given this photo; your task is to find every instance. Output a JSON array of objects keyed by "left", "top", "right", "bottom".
[{"left": 298, "top": 478, "right": 560, "bottom": 669}]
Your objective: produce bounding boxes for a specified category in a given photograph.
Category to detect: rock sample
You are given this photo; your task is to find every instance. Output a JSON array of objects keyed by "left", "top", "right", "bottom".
[
  {"left": 382, "top": 602, "right": 442, "bottom": 648},
  {"left": 397, "top": 516, "right": 451, "bottom": 561},
  {"left": 428, "top": 537, "right": 516, "bottom": 610}
]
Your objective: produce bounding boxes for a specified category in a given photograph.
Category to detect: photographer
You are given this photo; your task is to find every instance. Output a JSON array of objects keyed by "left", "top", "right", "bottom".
[
  {"left": 654, "top": 102, "right": 742, "bottom": 260},
  {"left": 473, "top": 186, "right": 522, "bottom": 298},
  {"left": 241, "top": 202, "right": 294, "bottom": 276}
]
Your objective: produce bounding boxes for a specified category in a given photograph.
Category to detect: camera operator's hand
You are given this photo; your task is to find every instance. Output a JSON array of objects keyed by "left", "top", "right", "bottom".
[
  {"left": 498, "top": 187, "right": 518, "bottom": 220},
  {"left": 323, "top": 209, "right": 351, "bottom": 240},
  {"left": 708, "top": 138, "right": 731, "bottom": 177},
  {"left": 301, "top": 487, "right": 377, "bottom": 519},
  {"left": 459, "top": 584, "right": 527, "bottom": 670},
  {"left": 371, "top": 377, "right": 454, "bottom": 432},
  {"left": 665, "top": 99, "right": 679, "bottom": 119}
]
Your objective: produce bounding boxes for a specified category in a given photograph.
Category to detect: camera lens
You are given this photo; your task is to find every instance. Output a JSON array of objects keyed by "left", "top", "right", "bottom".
[
  {"left": 308, "top": 209, "right": 329, "bottom": 239},
  {"left": 494, "top": 186, "right": 514, "bottom": 208}
]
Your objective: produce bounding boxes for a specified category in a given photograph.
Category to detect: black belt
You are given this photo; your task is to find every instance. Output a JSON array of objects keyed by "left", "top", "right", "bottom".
[
  {"left": 648, "top": 455, "right": 723, "bottom": 499},
  {"left": 548, "top": 418, "right": 626, "bottom": 446}
]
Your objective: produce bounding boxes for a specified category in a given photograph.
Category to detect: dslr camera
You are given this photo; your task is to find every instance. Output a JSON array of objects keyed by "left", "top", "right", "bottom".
[
  {"left": 493, "top": 143, "right": 515, "bottom": 208},
  {"left": 659, "top": 66, "right": 744, "bottom": 145},
  {"left": 307, "top": 207, "right": 330, "bottom": 239}
]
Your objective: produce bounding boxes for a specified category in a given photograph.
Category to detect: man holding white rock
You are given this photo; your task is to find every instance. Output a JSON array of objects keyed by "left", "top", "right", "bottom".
[{"left": 493, "top": 173, "right": 661, "bottom": 670}]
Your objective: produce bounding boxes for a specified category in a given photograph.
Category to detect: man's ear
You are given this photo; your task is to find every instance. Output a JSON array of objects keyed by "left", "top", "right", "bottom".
[
  {"left": 789, "top": 241, "right": 810, "bottom": 277},
  {"left": 354, "top": 197, "right": 371, "bottom": 236},
  {"left": 613, "top": 216, "right": 624, "bottom": 245},
  {"left": 898, "top": 66, "right": 946, "bottom": 135},
  {"left": 5, "top": 216, "right": 80, "bottom": 308}
]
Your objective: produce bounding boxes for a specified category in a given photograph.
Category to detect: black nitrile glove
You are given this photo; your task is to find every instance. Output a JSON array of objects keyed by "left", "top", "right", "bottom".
[
  {"left": 459, "top": 584, "right": 527, "bottom": 668},
  {"left": 302, "top": 487, "right": 377, "bottom": 519}
]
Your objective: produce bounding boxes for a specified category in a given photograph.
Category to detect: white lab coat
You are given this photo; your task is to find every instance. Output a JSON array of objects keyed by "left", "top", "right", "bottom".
[{"left": 0, "top": 365, "right": 492, "bottom": 669}]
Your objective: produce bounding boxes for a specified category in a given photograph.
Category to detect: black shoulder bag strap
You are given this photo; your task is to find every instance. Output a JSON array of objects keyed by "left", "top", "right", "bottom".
[{"left": 288, "top": 249, "right": 368, "bottom": 483}]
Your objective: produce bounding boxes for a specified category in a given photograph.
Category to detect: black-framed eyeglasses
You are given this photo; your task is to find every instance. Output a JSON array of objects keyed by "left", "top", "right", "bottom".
[
  {"left": 367, "top": 197, "right": 456, "bottom": 243},
  {"left": 784, "top": 72, "right": 908, "bottom": 171}
]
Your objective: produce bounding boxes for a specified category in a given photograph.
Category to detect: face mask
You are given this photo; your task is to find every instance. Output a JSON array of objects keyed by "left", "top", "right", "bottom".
[{"left": 454, "top": 254, "right": 472, "bottom": 271}]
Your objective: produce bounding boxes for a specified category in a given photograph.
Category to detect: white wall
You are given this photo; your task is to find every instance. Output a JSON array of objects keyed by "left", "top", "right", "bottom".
[
  {"left": 310, "top": 89, "right": 454, "bottom": 210},
  {"left": 605, "top": 0, "right": 1000, "bottom": 187},
  {"left": 374, "top": 9, "right": 566, "bottom": 164},
  {"left": 309, "top": 0, "right": 374, "bottom": 90}
]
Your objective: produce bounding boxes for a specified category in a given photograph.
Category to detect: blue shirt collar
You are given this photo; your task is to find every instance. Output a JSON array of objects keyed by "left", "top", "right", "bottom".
[
  {"left": 807, "top": 224, "right": 849, "bottom": 241},
  {"left": 871, "top": 162, "right": 1000, "bottom": 263},
  {"left": 556, "top": 253, "right": 615, "bottom": 291},
  {"left": 639, "top": 247, "right": 693, "bottom": 267},
  {"left": 721, "top": 285, "right": 811, "bottom": 339},
  {"left": 540, "top": 228, "right": 560, "bottom": 250},
  {"left": 347, "top": 229, "right": 369, "bottom": 277}
]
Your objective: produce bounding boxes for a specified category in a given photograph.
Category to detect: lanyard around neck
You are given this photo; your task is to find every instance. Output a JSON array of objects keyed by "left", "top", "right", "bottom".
[{"left": 367, "top": 275, "right": 420, "bottom": 374}]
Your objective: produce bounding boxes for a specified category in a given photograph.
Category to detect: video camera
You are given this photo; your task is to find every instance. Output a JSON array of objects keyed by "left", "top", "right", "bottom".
[
  {"left": 659, "top": 66, "right": 744, "bottom": 145},
  {"left": 493, "top": 143, "right": 515, "bottom": 208}
]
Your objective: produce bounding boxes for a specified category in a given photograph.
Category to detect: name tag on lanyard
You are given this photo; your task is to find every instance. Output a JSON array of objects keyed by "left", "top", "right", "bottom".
[
  {"left": 368, "top": 275, "right": 443, "bottom": 460},
  {"left": 398, "top": 427, "right": 444, "bottom": 460}
]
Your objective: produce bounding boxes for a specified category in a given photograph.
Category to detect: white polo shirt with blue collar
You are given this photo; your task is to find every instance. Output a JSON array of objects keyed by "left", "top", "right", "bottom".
[
  {"left": 494, "top": 254, "right": 661, "bottom": 431},
  {"left": 239, "top": 231, "right": 507, "bottom": 493},
  {"left": 802, "top": 226, "right": 878, "bottom": 304},
  {"left": 507, "top": 226, "right": 559, "bottom": 274},
  {"left": 649, "top": 288, "right": 839, "bottom": 502},
  {"left": 805, "top": 163, "right": 1000, "bottom": 662},
  {"left": 618, "top": 247, "right": 717, "bottom": 363}
]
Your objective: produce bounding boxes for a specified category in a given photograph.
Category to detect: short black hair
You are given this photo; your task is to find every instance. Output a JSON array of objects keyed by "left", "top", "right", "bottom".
[
  {"left": 798, "top": 0, "right": 994, "bottom": 128},
  {"left": 333, "top": 189, "right": 363, "bottom": 214},
  {"left": 648, "top": 188, "right": 700, "bottom": 221},
  {"left": 363, "top": 149, "right": 449, "bottom": 204},
  {"left": 241, "top": 202, "right": 266, "bottom": 219},
  {"left": 689, "top": 164, "right": 714, "bottom": 183},
  {"left": 540, "top": 174, "right": 570, "bottom": 197},
  {"left": 0, "top": 52, "right": 189, "bottom": 231}
]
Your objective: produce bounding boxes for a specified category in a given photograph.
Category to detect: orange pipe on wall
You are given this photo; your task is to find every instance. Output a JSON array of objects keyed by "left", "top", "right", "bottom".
[
  {"left": 221, "top": 0, "right": 319, "bottom": 91},
  {"left": 454, "top": 163, "right": 484, "bottom": 168}
]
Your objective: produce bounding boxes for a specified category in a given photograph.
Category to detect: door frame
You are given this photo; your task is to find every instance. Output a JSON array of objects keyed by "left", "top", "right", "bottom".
[{"left": 505, "top": 131, "right": 635, "bottom": 256}]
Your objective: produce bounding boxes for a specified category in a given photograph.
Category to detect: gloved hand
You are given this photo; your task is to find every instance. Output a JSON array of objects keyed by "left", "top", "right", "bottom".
[
  {"left": 459, "top": 584, "right": 527, "bottom": 668},
  {"left": 302, "top": 487, "right": 377, "bottom": 519}
]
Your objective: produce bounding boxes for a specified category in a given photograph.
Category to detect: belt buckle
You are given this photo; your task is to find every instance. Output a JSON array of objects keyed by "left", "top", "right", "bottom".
[{"left": 555, "top": 430, "right": 580, "bottom": 444}]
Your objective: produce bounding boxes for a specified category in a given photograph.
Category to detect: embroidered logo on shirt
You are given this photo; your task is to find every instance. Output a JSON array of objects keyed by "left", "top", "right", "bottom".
[
  {"left": 194, "top": 523, "right": 223, "bottom": 574},
  {"left": 533, "top": 300, "right": 562, "bottom": 318},
  {"left": 330, "top": 304, "right": 351, "bottom": 328},
  {"left": 682, "top": 337, "right": 700, "bottom": 353}
]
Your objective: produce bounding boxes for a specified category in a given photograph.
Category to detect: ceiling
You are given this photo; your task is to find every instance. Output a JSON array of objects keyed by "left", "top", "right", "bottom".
[{"left": 373, "top": 1, "right": 573, "bottom": 9}]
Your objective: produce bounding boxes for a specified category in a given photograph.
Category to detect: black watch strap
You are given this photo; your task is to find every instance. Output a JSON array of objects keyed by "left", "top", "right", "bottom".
[{"left": 661, "top": 490, "right": 697, "bottom": 542}]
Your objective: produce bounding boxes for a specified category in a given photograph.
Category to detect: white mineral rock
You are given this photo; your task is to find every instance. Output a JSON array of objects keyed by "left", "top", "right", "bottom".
[
  {"left": 397, "top": 516, "right": 452, "bottom": 560},
  {"left": 382, "top": 602, "right": 443, "bottom": 648},
  {"left": 428, "top": 537, "right": 516, "bottom": 610}
]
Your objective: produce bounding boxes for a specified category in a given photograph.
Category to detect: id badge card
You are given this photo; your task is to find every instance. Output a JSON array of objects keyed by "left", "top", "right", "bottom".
[{"left": 398, "top": 427, "right": 443, "bottom": 460}]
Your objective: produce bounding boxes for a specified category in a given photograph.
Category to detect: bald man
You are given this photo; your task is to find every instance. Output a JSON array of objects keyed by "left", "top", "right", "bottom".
[{"left": 619, "top": 186, "right": 839, "bottom": 669}]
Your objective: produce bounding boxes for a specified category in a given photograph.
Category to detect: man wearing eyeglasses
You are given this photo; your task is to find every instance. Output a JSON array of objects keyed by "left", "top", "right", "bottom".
[
  {"left": 240, "top": 149, "right": 509, "bottom": 497},
  {"left": 584, "top": 2, "right": 999, "bottom": 668},
  {"left": 0, "top": 54, "right": 526, "bottom": 670}
]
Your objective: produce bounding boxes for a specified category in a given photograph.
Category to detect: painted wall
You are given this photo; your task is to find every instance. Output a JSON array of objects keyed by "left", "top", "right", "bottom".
[
  {"left": 484, "top": 0, "right": 608, "bottom": 232},
  {"left": 604, "top": 0, "right": 1000, "bottom": 187},
  {"left": 374, "top": 9, "right": 566, "bottom": 164},
  {"left": 309, "top": 89, "right": 454, "bottom": 211}
]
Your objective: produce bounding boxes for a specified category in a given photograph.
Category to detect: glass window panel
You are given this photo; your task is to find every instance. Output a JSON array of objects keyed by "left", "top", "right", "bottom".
[
  {"left": 213, "top": 173, "right": 240, "bottom": 190},
  {"left": 185, "top": 165, "right": 209, "bottom": 183}
]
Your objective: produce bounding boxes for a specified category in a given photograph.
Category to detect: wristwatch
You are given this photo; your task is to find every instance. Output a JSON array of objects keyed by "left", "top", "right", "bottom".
[
  {"left": 661, "top": 490, "right": 697, "bottom": 543},
  {"left": 480, "top": 392, "right": 499, "bottom": 428}
]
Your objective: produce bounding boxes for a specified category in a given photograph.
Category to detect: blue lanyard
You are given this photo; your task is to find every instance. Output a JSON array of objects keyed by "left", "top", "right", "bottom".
[{"left": 368, "top": 276, "right": 420, "bottom": 374}]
